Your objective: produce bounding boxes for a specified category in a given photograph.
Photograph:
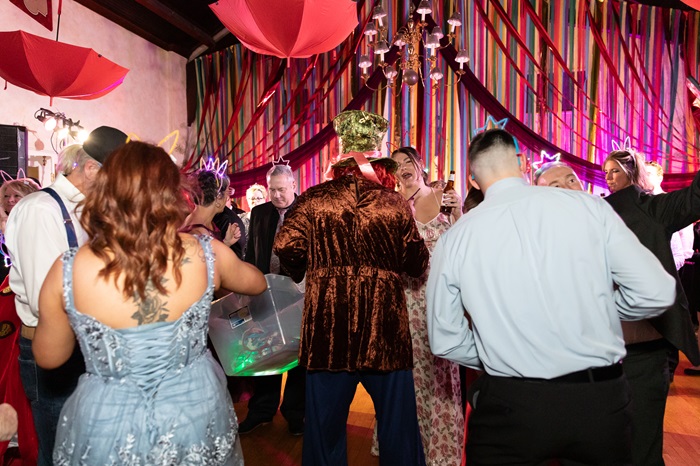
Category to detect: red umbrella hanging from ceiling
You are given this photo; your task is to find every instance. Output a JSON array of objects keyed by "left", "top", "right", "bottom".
[
  {"left": 210, "top": 0, "right": 358, "bottom": 59},
  {"left": 0, "top": 30, "right": 129, "bottom": 105}
]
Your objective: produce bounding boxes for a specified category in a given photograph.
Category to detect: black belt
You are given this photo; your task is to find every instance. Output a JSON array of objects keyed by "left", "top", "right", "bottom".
[{"left": 520, "top": 364, "right": 623, "bottom": 384}]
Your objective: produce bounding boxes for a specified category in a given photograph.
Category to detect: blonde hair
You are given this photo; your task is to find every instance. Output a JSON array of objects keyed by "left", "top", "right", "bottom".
[
  {"left": 645, "top": 161, "right": 663, "bottom": 178},
  {"left": 604, "top": 150, "right": 653, "bottom": 193},
  {"left": 246, "top": 183, "right": 267, "bottom": 204},
  {"left": 0, "top": 177, "right": 41, "bottom": 229},
  {"left": 0, "top": 178, "right": 41, "bottom": 201}
]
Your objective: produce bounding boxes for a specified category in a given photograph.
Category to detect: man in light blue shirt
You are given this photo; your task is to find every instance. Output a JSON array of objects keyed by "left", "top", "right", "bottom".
[{"left": 426, "top": 129, "right": 675, "bottom": 465}]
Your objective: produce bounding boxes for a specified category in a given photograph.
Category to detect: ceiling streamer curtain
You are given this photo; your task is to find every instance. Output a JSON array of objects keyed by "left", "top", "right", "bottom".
[
  {"left": 217, "top": 57, "right": 399, "bottom": 194},
  {"left": 186, "top": 48, "right": 253, "bottom": 171},
  {"left": 482, "top": 0, "right": 689, "bottom": 167},
  {"left": 474, "top": 0, "right": 698, "bottom": 170},
  {"left": 190, "top": 0, "right": 381, "bottom": 193},
  {"left": 582, "top": 2, "right": 690, "bottom": 163},
  {"left": 473, "top": 0, "right": 614, "bottom": 159},
  {"left": 522, "top": 1, "right": 695, "bottom": 163},
  {"left": 191, "top": 0, "right": 700, "bottom": 196},
  {"left": 685, "top": 14, "right": 700, "bottom": 141}
]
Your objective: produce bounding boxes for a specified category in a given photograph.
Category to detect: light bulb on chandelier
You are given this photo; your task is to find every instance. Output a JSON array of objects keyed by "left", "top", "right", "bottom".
[{"left": 359, "top": 1, "right": 468, "bottom": 89}]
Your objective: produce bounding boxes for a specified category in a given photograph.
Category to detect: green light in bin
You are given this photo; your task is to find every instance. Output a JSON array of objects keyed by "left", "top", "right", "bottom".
[
  {"left": 222, "top": 341, "right": 300, "bottom": 376},
  {"left": 231, "top": 359, "right": 299, "bottom": 376}
]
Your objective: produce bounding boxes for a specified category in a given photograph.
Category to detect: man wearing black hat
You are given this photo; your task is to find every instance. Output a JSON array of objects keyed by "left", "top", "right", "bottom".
[{"left": 5, "top": 126, "right": 127, "bottom": 466}]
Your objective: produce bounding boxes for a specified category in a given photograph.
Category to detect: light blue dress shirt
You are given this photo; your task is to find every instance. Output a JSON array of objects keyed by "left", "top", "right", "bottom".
[{"left": 426, "top": 177, "right": 676, "bottom": 379}]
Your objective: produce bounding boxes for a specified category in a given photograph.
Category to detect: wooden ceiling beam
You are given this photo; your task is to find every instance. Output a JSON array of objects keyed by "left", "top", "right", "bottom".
[
  {"left": 134, "top": 0, "right": 216, "bottom": 47},
  {"left": 74, "top": 0, "right": 190, "bottom": 56}
]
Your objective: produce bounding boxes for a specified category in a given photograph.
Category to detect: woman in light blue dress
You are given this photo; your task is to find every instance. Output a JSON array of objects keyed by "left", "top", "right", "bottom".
[{"left": 32, "top": 141, "right": 267, "bottom": 465}]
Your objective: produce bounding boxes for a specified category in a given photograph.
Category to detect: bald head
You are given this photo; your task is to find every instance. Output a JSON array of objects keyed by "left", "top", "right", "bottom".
[
  {"left": 468, "top": 129, "right": 524, "bottom": 191},
  {"left": 535, "top": 163, "right": 583, "bottom": 191}
]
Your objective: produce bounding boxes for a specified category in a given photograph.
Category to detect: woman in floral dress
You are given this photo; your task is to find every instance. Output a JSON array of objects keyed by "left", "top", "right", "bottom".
[{"left": 372, "top": 147, "right": 464, "bottom": 466}]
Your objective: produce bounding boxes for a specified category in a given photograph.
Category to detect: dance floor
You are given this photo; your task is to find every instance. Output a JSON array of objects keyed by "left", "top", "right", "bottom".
[{"left": 234, "top": 355, "right": 700, "bottom": 466}]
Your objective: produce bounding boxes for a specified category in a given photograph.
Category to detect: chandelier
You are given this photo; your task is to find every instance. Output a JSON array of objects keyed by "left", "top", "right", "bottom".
[{"left": 358, "top": 1, "right": 468, "bottom": 88}]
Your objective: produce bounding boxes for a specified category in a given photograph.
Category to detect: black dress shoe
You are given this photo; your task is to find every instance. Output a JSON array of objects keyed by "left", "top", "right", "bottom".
[
  {"left": 684, "top": 367, "right": 700, "bottom": 376},
  {"left": 238, "top": 417, "right": 271, "bottom": 434},
  {"left": 288, "top": 419, "right": 304, "bottom": 436}
]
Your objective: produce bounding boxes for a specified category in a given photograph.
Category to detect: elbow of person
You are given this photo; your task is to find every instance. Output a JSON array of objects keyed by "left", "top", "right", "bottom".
[
  {"left": 252, "top": 280, "right": 268, "bottom": 295},
  {"left": 430, "top": 345, "right": 449, "bottom": 358},
  {"left": 645, "top": 274, "right": 677, "bottom": 316},
  {"left": 32, "top": 348, "right": 70, "bottom": 370},
  {"left": 660, "top": 277, "right": 677, "bottom": 309},
  {"left": 427, "top": 335, "right": 451, "bottom": 358}
]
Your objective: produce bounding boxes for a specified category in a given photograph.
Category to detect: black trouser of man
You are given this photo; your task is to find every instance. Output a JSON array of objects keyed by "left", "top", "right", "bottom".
[
  {"left": 245, "top": 366, "right": 306, "bottom": 425},
  {"left": 623, "top": 340, "right": 672, "bottom": 466},
  {"left": 466, "top": 365, "right": 632, "bottom": 466},
  {"left": 303, "top": 369, "right": 425, "bottom": 466},
  {"left": 18, "top": 336, "right": 85, "bottom": 466}
]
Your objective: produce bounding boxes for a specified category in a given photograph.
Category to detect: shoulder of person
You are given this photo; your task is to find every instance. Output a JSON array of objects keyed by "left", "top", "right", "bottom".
[
  {"left": 6, "top": 190, "right": 62, "bottom": 226},
  {"left": 180, "top": 233, "right": 216, "bottom": 262},
  {"left": 251, "top": 201, "right": 273, "bottom": 215},
  {"left": 11, "top": 189, "right": 53, "bottom": 209}
]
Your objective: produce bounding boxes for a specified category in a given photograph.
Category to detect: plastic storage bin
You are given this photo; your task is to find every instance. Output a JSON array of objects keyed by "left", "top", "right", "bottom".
[{"left": 208, "top": 274, "right": 304, "bottom": 376}]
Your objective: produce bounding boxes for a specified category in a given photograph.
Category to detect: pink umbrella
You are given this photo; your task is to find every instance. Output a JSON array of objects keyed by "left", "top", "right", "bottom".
[
  {"left": 0, "top": 30, "right": 129, "bottom": 104},
  {"left": 210, "top": 0, "right": 358, "bottom": 59}
]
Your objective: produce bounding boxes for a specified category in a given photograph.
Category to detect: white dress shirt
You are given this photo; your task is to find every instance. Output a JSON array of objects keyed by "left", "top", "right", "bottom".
[
  {"left": 426, "top": 177, "right": 676, "bottom": 379},
  {"left": 655, "top": 186, "right": 696, "bottom": 270},
  {"left": 671, "top": 225, "right": 694, "bottom": 270},
  {"left": 6, "top": 174, "right": 88, "bottom": 327}
]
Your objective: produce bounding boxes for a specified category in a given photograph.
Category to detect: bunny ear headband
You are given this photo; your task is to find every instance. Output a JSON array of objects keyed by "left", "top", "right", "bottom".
[
  {"left": 0, "top": 169, "right": 27, "bottom": 183},
  {"left": 610, "top": 136, "right": 632, "bottom": 153}
]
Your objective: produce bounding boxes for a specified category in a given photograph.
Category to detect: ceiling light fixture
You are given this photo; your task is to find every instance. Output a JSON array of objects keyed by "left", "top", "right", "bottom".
[
  {"left": 34, "top": 108, "right": 88, "bottom": 142},
  {"left": 360, "top": 1, "right": 466, "bottom": 89}
]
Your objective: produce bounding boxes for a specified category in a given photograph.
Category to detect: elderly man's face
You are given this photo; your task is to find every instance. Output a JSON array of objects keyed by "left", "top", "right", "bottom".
[
  {"left": 537, "top": 165, "right": 583, "bottom": 191},
  {"left": 268, "top": 175, "right": 296, "bottom": 209}
]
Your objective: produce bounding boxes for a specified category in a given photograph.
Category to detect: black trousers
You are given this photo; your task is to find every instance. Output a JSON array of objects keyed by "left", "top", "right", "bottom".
[
  {"left": 466, "top": 371, "right": 632, "bottom": 466},
  {"left": 245, "top": 365, "right": 306, "bottom": 424},
  {"left": 623, "top": 342, "right": 671, "bottom": 466}
]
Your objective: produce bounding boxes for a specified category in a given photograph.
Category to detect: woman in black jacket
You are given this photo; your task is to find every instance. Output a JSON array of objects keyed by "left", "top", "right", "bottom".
[{"left": 603, "top": 149, "right": 700, "bottom": 466}]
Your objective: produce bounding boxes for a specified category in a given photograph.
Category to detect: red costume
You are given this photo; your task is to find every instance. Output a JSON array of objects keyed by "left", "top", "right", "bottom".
[{"left": 0, "top": 275, "right": 37, "bottom": 465}]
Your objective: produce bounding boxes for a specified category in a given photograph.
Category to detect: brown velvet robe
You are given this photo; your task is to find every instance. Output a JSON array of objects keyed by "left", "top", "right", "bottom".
[{"left": 273, "top": 175, "right": 429, "bottom": 372}]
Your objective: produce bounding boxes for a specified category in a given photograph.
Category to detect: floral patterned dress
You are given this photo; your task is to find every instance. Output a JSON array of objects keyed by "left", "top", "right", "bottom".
[{"left": 373, "top": 212, "right": 464, "bottom": 466}]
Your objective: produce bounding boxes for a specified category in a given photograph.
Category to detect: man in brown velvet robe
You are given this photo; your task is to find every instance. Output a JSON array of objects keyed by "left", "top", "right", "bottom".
[{"left": 273, "top": 110, "right": 430, "bottom": 466}]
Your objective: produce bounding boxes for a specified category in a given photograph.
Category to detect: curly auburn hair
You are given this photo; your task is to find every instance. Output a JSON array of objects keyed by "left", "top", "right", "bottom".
[{"left": 79, "top": 141, "right": 190, "bottom": 300}]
